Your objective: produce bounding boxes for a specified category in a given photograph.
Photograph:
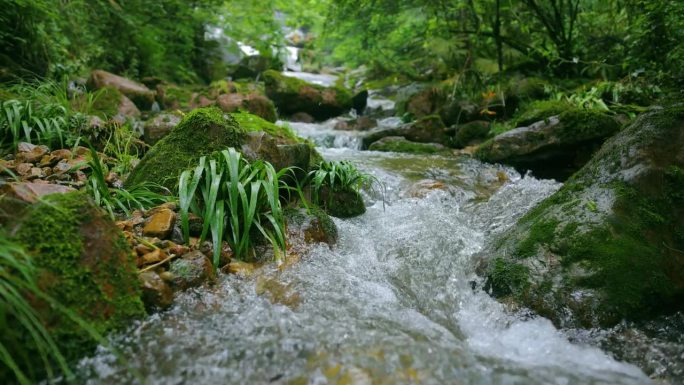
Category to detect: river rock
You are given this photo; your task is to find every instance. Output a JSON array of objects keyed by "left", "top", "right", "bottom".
[
  {"left": 143, "top": 208, "right": 176, "bottom": 239},
  {"left": 318, "top": 186, "right": 366, "bottom": 218},
  {"left": 362, "top": 115, "right": 450, "bottom": 149},
  {"left": 169, "top": 251, "right": 216, "bottom": 290},
  {"left": 87, "top": 69, "right": 156, "bottom": 110},
  {"left": 241, "top": 131, "right": 310, "bottom": 179},
  {"left": 474, "top": 109, "right": 620, "bottom": 180},
  {"left": 479, "top": 105, "right": 684, "bottom": 328},
  {"left": 216, "top": 92, "right": 278, "bottom": 123},
  {"left": 263, "top": 70, "right": 353, "bottom": 121},
  {"left": 139, "top": 271, "right": 174, "bottom": 310},
  {"left": 9, "top": 191, "right": 145, "bottom": 361},
  {"left": 284, "top": 207, "right": 338, "bottom": 251},
  {"left": 144, "top": 113, "right": 181, "bottom": 145}
]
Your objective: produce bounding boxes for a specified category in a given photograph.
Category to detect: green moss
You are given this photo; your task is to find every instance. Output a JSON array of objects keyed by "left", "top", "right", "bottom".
[
  {"left": 91, "top": 86, "right": 122, "bottom": 118},
  {"left": 320, "top": 186, "right": 366, "bottom": 218},
  {"left": 310, "top": 206, "right": 338, "bottom": 242},
  {"left": 162, "top": 85, "right": 194, "bottom": 109},
  {"left": 452, "top": 121, "right": 491, "bottom": 148},
  {"left": 369, "top": 137, "right": 448, "bottom": 154},
  {"left": 511, "top": 99, "right": 573, "bottom": 127},
  {"left": 489, "top": 258, "right": 530, "bottom": 297},
  {"left": 12, "top": 191, "right": 144, "bottom": 362},
  {"left": 556, "top": 109, "right": 620, "bottom": 141},
  {"left": 230, "top": 111, "right": 299, "bottom": 142},
  {"left": 125, "top": 107, "right": 245, "bottom": 191},
  {"left": 514, "top": 219, "right": 559, "bottom": 258},
  {"left": 263, "top": 70, "right": 353, "bottom": 120}
]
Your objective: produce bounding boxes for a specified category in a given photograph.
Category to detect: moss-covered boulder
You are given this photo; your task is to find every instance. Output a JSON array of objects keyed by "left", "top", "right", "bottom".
[
  {"left": 479, "top": 106, "right": 684, "bottom": 328},
  {"left": 396, "top": 83, "right": 479, "bottom": 126},
  {"left": 319, "top": 186, "right": 366, "bottom": 218},
  {"left": 512, "top": 99, "right": 574, "bottom": 127},
  {"left": 369, "top": 136, "right": 448, "bottom": 154},
  {"left": 450, "top": 120, "right": 491, "bottom": 148},
  {"left": 125, "top": 107, "right": 245, "bottom": 191},
  {"left": 216, "top": 92, "right": 277, "bottom": 123},
  {"left": 156, "top": 84, "right": 194, "bottom": 110},
  {"left": 263, "top": 70, "right": 353, "bottom": 121},
  {"left": 284, "top": 206, "right": 338, "bottom": 251},
  {"left": 9, "top": 191, "right": 145, "bottom": 362},
  {"left": 475, "top": 109, "right": 620, "bottom": 180},
  {"left": 362, "top": 115, "right": 450, "bottom": 149},
  {"left": 87, "top": 69, "right": 156, "bottom": 110}
]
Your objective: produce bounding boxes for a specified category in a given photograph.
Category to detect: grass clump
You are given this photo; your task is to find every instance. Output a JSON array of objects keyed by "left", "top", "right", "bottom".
[{"left": 178, "top": 148, "right": 289, "bottom": 266}]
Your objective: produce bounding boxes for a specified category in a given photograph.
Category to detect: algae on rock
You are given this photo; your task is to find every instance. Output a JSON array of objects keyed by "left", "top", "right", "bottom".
[
  {"left": 11, "top": 191, "right": 145, "bottom": 362},
  {"left": 480, "top": 105, "right": 684, "bottom": 328}
]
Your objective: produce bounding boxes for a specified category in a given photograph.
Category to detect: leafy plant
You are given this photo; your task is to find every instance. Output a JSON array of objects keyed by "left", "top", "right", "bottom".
[
  {"left": 84, "top": 146, "right": 168, "bottom": 218},
  {"left": 178, "top": 148, "right": 290, "bottom": 266},
  {"left": 307, "top": 160, "right": 383, "bottom": 207},
  {"left": 0, "top": 99, "right": 69, "bottom": 152}
]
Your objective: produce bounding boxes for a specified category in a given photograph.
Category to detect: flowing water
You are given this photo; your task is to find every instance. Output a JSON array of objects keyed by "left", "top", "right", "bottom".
[{"left": 77, "top": 120, "right": 656, "bottom": 385}]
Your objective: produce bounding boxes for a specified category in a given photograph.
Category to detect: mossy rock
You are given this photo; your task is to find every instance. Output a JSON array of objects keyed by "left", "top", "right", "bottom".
[
  {"left": 89, "top": 86, "right": 124, "bottom": 118},
  {"left": 362, "top": 115, "right": 449, "bottom": 149},
  {"left": 475, "top": 108, "right": 620, "bottom": 180},
  {"left": 125, "top": 107, "right": 245, "bottom": 191},
  {"left": 284, "top": 206, "right": 338, "bottom": 246},
  {"left": 512, "top": 99, "right": 574, "bottom": 127},
  {"left": 451, "top": 120, "right": 491, "bottom": 148},
  {"left": 9, "top": 191, "right": 145, "bottom": 364},
  {"left": 158, "top": 84, "right": 194, "bottom": 110},
  {"left": 319, "top": 186, "right": 366, "bottom": 218},
  {"left": 480, "top": 105, "right": 684, "bottom": 328},
  {"left": 263, "top": 70, "right": 353, "bottom": 121},
  {"left": 369, "top": 136, "right": 448, "bottom": 154},
  {"left": 217, "top": 94, "right": 278, "bottom": 123},
  {"left": 504, "top": 77, "right": 550, "bottom": 117}
]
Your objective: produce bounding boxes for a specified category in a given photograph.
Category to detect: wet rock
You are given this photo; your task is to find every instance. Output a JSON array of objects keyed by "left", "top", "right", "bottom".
[
  {"left": 284, "top": 207, "right": 338, "bottom": 250},
  {"left": 479, "top": 105, "right": 684, "bottom": 328},
  {"left": 216, "top": 93, "right": 278, "bottom": 123},
  {"left": 241, "top": 131, "right": 310, "bottom": 179},
  {"left": 263, "top": 70, "right": 353, "bottom": 121},
  {"left": 405, "top": 179, "right": 448, "bottom": 198},
  {"left": 143, "top": 209, "right": 176, "bottom": 239},
  {"left": 144, "top": 113, "right": 181, "bottom": 145},
  {"left": 449, "top": 120, "right": 491, "bottom": 148},
  {"left": 352, "top": 89, "right": 368, "bottom": 114},
  {"left": 334, "top": 116, "right": 377, "bottom": 131},
  {"left": 223, "top": 260, "right": 258, "bottom": 277},
  {"left": 474, "top": 109, "right": 620, "bottom": 181},
  {"left": 169, "top": 251, "right": 216, "bottom": 290},
  {"left": 319, "top": 186, "right": 366, "bottom": 218},
  {"left": 87, "top": 69, "right": 156, "bottom": 110},
  {"left": 290, "top": 112, "right": 315, "bottom": 123},
  {"left": 139, "top": 271, "right": 174, "bottom": 310},
  {"left": 141, "top": 248, "right": 165, "bottom": 265},
  {"left": 362, "top": 115, "right": 449, "bottom": 148}
]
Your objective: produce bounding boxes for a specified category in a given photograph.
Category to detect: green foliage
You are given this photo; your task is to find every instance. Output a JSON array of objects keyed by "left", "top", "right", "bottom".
[
  {"left": 178, "top": 149, "right": 289, "bottom": 265},
  {"left": 0, "top": 231, "right": 70, "bottom": 384},
  {"left": 84, "top": 146, "right": 169, "bottom": 219},
  {"left": 307, "top": 160, "right": 382, "bottom": 207}
]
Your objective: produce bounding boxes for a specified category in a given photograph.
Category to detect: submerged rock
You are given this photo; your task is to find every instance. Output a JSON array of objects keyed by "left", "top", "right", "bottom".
[
  {"left": 139, "top": 271, "right": 174, "bottom": 310},
  {"left": 263, "top": 70, "right": 354, "bottom": 121},
  {"left": 475, "top": 109, "right": 620, "bottom": 180},
  {"left": 10, "top": 191, "right": 145, "bottom": 361},
  {"left": 479, "top": 105, "right": 684, "bottom": 328},
  {"left": 369, "top": 136, "right": 448, "bottom": 154}
]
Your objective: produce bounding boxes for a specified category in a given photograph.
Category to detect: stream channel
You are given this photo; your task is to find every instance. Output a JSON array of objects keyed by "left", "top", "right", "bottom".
[{"left": 75, "top": 72, "right": 664, "bottom": 385}]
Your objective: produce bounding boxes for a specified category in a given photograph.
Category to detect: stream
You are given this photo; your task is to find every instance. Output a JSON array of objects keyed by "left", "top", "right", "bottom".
[{"left": 75, "top": 115, "right": 657, "bottom": 384}]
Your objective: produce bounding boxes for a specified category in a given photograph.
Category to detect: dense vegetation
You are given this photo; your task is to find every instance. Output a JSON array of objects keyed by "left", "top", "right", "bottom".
[{"left": 1, "top": 0, "right": 683, "bottom": 383}]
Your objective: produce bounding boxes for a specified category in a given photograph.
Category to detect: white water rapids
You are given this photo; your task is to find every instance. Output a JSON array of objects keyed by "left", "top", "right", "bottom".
[{"left": 76, "top": 121, "right": 654, "bottom": 385}]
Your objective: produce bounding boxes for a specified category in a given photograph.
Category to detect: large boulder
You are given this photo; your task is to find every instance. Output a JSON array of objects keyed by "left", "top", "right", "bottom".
[
  {"left": 449, "top": 120, "right": 491, "bottom": 148},
  {"left": 216, "top": 92, "right": 277, "bottom": 123},
  {"left": 475, "top": 109, "right": 620, "bottom": 180},
  {"left": 362, "top": 115, "right": 450, "bottom": 149},
  {"left": 263, "top": 70, "right": 354, "bottom": 121},
  {"left": 396, "top": 84, "right": 479, "bottom": 126},
  {"left": 87, "top": 70, "right": 156, "bottom": 110},
  {"left": 9, "top": 191, "right": 145, "bottom": 361},
  {"left": 125, "top": 107, "right": 245, "bottom": 191},
  {"left": 479, "top": 106, "right": 684, "bottom": 328},
  {"left": 82, "top": 86, "right": 140, "bottom": 120}
]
